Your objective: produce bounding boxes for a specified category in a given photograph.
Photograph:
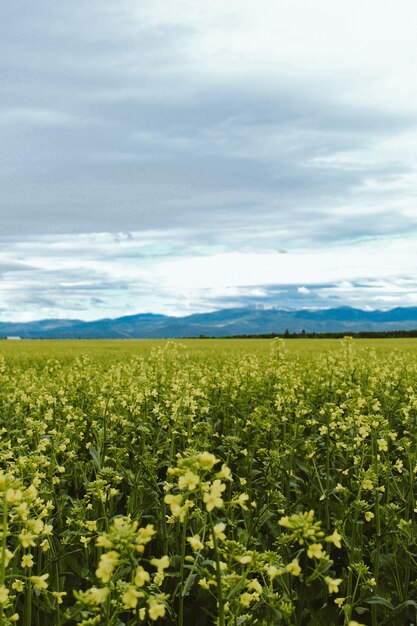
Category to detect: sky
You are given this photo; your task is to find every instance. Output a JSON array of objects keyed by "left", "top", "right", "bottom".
[{"left": 1, "top": 0, "right": 417, "bottom": 321}]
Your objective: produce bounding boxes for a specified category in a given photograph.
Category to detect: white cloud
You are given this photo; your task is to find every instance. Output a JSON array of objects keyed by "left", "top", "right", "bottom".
[
  {"left": 0, "top": 231, "right": 416, "bottom": 321},
  {"left": 151, "top": 238, "right": 417, "bottom": 290},
  {"left": 1, "top": 1, "right": 417, "bottom": 319},
  {"left": 137, "top": 0, "right": 417, "bottom": 107}
]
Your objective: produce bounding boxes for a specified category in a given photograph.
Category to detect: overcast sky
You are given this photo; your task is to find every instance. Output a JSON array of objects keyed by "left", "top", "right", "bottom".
[{"left": 1, "top": 0, "right": 417, "bottom": 321}]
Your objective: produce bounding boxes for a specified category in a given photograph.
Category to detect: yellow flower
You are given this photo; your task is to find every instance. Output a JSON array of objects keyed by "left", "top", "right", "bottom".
[
  {"left": 42, "top": 524, "right": 53, "bottom": 536},
  {"left": 216, "top": 463, "right": 232, "bottom": 481},
  {"left": 198, "top": 452, "right": 219, "bottom": 470},
  {"left": 85, "top": 520, "right": 97, "bottom": 531},
  {"left": 348, "top": 622, "right": 366, "bottom": 626},
  {"left": 6, "top": 488, "right": 22, "bottom": 503},
  {"left": 30, "top": 574, "right": 49, "bottom": 590},
  {"left": 19, "top": 532, "right": 36, "bottom": 548},
  {"left": 325, "top": 530, "right": 342, "bottom": 548},
  {"left": 266, "top": 564, "right": 285, "bottom": 579},
  {"left": 21, "top": 554, "right": 34, "bottom": 568},
  {"left": 2, "top": 549, "right": 13, "bottom": 568},
  {"left": 136, "top": 524, "right": 156, "bottom": 546},
  {"left": 286, "top": 558, "right": 301, "bottom": 576},
  {"left": 178, "top": 471, "right": 200, "bottom": 491},
  {"left": 377, "top": 438, "right": 388, "bottom": 452},
  {"left": 0, "top": 586, "right": 9, "bottom": 604},
  {"left": 52, "top": 591, "right": 67, "bottom": 604},
  {"left": 88, "top": 586, "right": 109, "bottom": 604},
  {"left": 187, "top": 534, "right": 204, "bottom": 551},
  {"left": 25, "top": 484, "right": 38, "bottom": 500},
  {"left": 122, "top": 585, "right": 144, "bottom": 609},
  {"left": 213, "top": 522, "right": 226, "bottom": 541},
  {"left": 203, "top": 480, "right": 226, "bottom": 512},
  {"left": 96, "top": 550, "right": 119, "bottom": 583},
  {"left": 234, "top": 493, "right": 249, "bottom": 510},
  {"left": 40, "top": 539, "right": 50, "bottom": 552},
  {"left": 324, "top": 576, "right": 342, "bottom": 594},
  {"left": 394, "top": 459, "right": 404, "bottom": 473},
  {"left": 12, "top": 580, "right": 24, "bottom": 592},
  {"left": 236, "top": 554, "right": 252, "bottom": 564},
  {"left": 307, "top": 543, "right": 324, "bottom": 559},
  {"left": 279, "top": 515, "right": 290, "bottom": 528},
  {"left": 134, "top": 565, "right": 151, "bottom": 588},
  {"left": 150, "top": 555, "right": 170, "bottom": 575},
  {"left": 239, "top": 592, "right": 256, "bottom": 607},
  {"left": 164, "top": 494, "right": 183, "bottom": 517},
  {"left": 247, "top": 579, "right": 262, "bottom": 594},
  {"left": 148, "top": 596, "right": 166, "bottom": 620},
  {"left": 96, "top": 535, "right": 112, "bottom": 548},
  {"left": 365, "top": 511, "right": 374, "bottom": 522},
  {"left": 27, "top": 518, "right": 44, "bottom": 535}
]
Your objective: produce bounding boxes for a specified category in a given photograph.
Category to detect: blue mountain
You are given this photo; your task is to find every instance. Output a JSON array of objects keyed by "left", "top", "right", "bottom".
[{"left": 1, "top": 306, "right": 417, "bottom": 338}]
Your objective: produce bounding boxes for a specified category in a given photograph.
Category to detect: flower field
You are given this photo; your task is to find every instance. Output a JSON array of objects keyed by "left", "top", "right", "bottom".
[{"left": 1, "top": 337, "right": 417, "bottom": 625}]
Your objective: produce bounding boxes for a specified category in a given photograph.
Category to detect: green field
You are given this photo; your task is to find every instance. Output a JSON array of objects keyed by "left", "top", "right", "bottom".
[
  {"left": 3, "top": 336, "right": 417, "bottom": 360},
  {"left": 1, "top": 338, "right": 417, "bottom": 625}
]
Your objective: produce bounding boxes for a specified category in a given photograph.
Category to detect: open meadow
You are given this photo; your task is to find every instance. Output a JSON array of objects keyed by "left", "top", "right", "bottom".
[{"left": 1, "top": 337, "right": 417, "bottom": 625}]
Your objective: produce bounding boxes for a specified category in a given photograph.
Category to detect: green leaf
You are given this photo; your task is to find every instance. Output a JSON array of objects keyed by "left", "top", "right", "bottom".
[
  {"left": 355, "top": 606, "right": 369, "bottom": 615},
  {"left": 89, "top": 445, "right": 100, "bottom": 469},
  {"left": 366, "top": 596, "right": 394, "bottom": 610},
  {"left": 182, "top": 571, "right": 197, "bottom": 597},
  {"left": 396, "top": 599, "right": 417, "bottom": 610}
]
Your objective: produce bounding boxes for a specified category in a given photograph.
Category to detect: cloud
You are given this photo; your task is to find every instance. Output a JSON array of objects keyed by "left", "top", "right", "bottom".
[
  {"left": 1, "top": 1, "right": 417, "bottom": 244},
  {"left": 1, "top": 1, "right": 417, "bottom": 319},
  {"left": 0, "top": 231, "right": 416, "bottom": 321},
  {"left": 0, "top": 107, "right": 77, "bottom": 127}
]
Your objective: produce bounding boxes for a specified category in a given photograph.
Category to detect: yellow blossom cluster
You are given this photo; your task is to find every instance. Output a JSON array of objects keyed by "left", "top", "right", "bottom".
[
  {"left": 0, "top": 469, "right": 55, "bottom": 617},
  {"left": 164, "top": 451, "right": 249, "bottom": 520},
  {"left": 75, "top": 515, "right": 170, "bottom": 622}
]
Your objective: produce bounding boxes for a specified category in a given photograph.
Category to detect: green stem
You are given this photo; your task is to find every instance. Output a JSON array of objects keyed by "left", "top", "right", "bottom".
[
  {"left": 24, "top": 573, "right": 32, "bottom": 626},
  {"left": 208, "top": 512, "right": 225, "bottom": 626},
  {"left": 100, "top": 400, "right": 109, "bottom": 467},
  {"left": 0, "top": 498, "right": 7, "bottom": 626},
  {"left": 54, "top": 545, "right": 61, "bottom": 626},
  {"left": 345, "top": 570, "right": 362, "bottom": 625},
  {"left": 178, "top": 512, "right": 188, "bottom": 626},
  {"left": 325, "top": 432, "right": 331, "bottom": 529},
  {"left": 372, "top": 438, "right": 381, "bottom": 626}
]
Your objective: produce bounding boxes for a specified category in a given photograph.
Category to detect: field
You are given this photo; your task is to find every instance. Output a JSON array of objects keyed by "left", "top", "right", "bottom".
[{"left": 1, "top": 337, "right": 417, "bottom": 625}]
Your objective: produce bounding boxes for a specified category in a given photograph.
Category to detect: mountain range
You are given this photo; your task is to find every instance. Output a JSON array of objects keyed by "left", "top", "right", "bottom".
[{"left": 2, "top": 306, "right": 417, "bottom": 339}]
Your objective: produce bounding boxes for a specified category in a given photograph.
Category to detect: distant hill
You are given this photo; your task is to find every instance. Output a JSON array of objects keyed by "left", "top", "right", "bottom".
[{"left": 2, "top": 306, "right": 417, "bottom": 339}]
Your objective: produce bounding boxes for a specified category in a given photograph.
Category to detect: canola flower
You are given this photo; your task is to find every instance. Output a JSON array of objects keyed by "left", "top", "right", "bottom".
[
  {"left": 203, "top": 479, "right": 227, "bottom": 512},
  {"left": 0, "top": 338, "right": 416, "bottom": 625}
]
